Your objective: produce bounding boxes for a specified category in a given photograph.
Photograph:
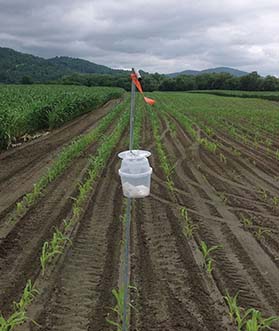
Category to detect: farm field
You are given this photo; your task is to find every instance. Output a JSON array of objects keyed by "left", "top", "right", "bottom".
[
  {"left": 0, "top": 85, "right": 124, "bottom": 149},
  {"left": 0, "top": 90, "right": 279, "bottom": 331},
  {"left": 191, "top": 89, "right": 279, "bottom": 101}
]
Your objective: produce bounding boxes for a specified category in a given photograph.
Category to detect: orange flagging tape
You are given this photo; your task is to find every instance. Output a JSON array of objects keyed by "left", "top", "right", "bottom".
[
  {"left": 131, "top": 73, "right": 155, "bottom": 105},
  {"left": 144, "top": 96, "right": 156, "bottom": 105}
]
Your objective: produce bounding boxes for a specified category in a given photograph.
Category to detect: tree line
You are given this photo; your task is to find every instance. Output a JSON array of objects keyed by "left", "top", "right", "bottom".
[{"left": 55, "top": 71, "right": 279, "bottom": 92}]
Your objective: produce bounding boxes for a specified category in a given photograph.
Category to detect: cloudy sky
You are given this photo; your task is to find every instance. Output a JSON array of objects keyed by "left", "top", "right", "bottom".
[{"left": 0, "top": 0, "right": 279, "bottom": 75}]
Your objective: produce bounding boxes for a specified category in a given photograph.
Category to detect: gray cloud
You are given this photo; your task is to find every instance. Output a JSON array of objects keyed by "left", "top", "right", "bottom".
[{"left": 0, "top": 0, "right": 279, "bottom": 75}]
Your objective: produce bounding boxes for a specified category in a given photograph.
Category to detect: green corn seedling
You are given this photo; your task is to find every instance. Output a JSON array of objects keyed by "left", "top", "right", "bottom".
[
  {"left": 224, "top": 291, "right": 240, "bottom": 322},
  {"left": 245, "top": 309, "right": 279, "bottom": 331},
  {"left": 40, "top": 228, "right": 71, "bottom": 274},
  {"left": 0, "top": 311, "right": 27, "bottom": 331},
  {"left": 180, "top": 207, "right": 198, "bottom": 239},
  {"left": 257, "top": 188, "right": 268, "bottom": 201},
  {"left": 200, "top": 241, "right": 222, "bottom": 274},
  {"left": 14, "top": 280, "right": 39, "bottom": 312},
  {"left": 224, "top": 291, "right": 250, "bottom": 330},
  {"left": 224, "top": 291, "right": 279, "bottom": 331},
  {"left": 106, "top": 286, "right": 137, "bottom": 331},
  {"left": 16, "top": 201, "right": 26, "bottom": 217},
  {"left": 219, "top": 153, "right": 227, "bottom": 164},
  {"left": 271, "top": 196, "right": 279, "bottom": 208},
  {"left": 241, "top": 215, "right": 253, "bottom": 229},
  {"left": 254, "top": 227, "right": 271, "bottom": 241}
]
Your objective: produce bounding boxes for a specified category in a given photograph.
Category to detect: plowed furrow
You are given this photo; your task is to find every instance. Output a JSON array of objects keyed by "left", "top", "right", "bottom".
[
  {"left": 161, "top": 115, "right": 279, "bottom": 316},
  {"left": 39, "top": 173, "right": 122, "bottom": 331},
  {"left": 32, "top": 130, "right": 127, "bottom": 331},
  {"left": 0, "top": 130, "right": 109, "bottom": 314},
  {"left": 133, "top": 194, "right": 225, "bottom": 331}
]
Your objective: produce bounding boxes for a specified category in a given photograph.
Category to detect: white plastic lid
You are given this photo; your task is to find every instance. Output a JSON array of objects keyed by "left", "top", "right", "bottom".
[{"left": 118, "top": 150, "right": 151, "bottom": 160}]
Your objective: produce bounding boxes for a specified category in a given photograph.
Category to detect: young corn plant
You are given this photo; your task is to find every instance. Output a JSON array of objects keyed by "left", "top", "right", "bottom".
[
  {"left": 257, "top": 188, "right": 268, "bottom": 201},
  {"left": 224, "top": 291, "right": 250, "bottom": 330},
  {"left": 106, "top": 287, "right": 125, "bottom": 331},
  {"left": 205, "top": 126, "right": 214, "bottom": 137},
  {"left": 219, "top": 153, "right": 227, "bottom": 164},
  {"left": 0, "top": 280, "right": 39, "bottom": 330},
  {"left": 169, "top": 120, "right": 177, "bottom": 137},
  {"left": 271, "top": 196, "right": 279, "bottom": 209},
  {"left": 224, "top": 291, "right": 240, "bottom": 322},
  {"left": 106, "top": 286, "right": 137, "bottom": 331},
  {"left": 254, "top": 227, "right": 271, "bottom": 241},
  {"left": 0, "top": 311, "right": 27, "bottom": 331},
  {"left": 15, "top": 201, "right": 26, "bottom": 218},
  {"left": 14, "top": 280, "right": 39, "bottom": 312},
  {"left": 180, "top": 207, "right": 198, "bottom": 239},
  {"left": 241, "top": 215, "right": 253, "bottom": 229},
  {"left": 40, "top": 228, "right": 71, "bottom": 275},
  {"left": 200, "top": 241, "right": 223, "bottom": 274},
  {"left": 245, "top": 309, "right": 279, "bottom": 331},
  {"left": 224, "top": 291, "right": 279, "bottom": 331},
  {"left": 198, "top": 137, "right": 218, "bottom": 154}
]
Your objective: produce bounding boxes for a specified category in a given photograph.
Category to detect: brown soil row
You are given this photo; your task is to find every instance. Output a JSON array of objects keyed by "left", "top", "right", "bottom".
[
  {"left": 33, "top": 144, "right": 125, "bottom": 331},
  {"left": 154, "top": 113, "right": 279, "bottom": 319}
]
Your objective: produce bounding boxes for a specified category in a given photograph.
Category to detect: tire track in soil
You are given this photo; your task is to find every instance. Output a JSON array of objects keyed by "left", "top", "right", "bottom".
[
  {"left": 132, "top": 197, "right": 225, "bottom": 331},
  {"left": 0, "top": 98, "right": 122, "bottom": 216},
  {"left": 160, "top": 114, "right": 279, "bottom": 316},
  {"left": 33, "top": 151, "right": 124, "bottom": 331},
  {"left": 0, "top": 115, "right": 121, "bottom": 315},
  {"left": 130, "top": 110, "right": 226, "bottom": 331},
  {"left": 196, "top": 137, "right": 279, "bottom": 266},
  {"left": 216, "top": 131, "right": 279, "bottom": 177},
  {"left": 208, "top": 132, "right": 279, "bottom": 194}
]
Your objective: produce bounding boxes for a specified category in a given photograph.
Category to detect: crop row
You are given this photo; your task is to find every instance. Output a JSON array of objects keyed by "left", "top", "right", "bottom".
[
  {"left": 148, "top": 103, "right": 279, "bottom": 331},
  {"left": 9, "top": 96, "right": 129, "bottom": 223},
  {"left": 0, "top": 103, "right": 130, "bottom": 330},
  {"left": 153, "top": 92, "right": 279, "bottom": 162},
  {"left": 191, "top": 90, "right": 279, "bottom": 102},
  {"left": 154, "top": 92, "right": 279, "bottom": 137},
  {"left": 107, "top": 97, "right": 144, "bottom": 330},
  {"left": 0, "top": 85, "right": 124, "bottom": 149}
]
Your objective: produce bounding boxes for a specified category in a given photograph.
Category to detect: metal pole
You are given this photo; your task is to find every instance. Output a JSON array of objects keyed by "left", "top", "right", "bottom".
[
  {"left": 123, "top": 70, "right": 136, "bottom": 331},
  {"left": 129, "top": 75, "right": 136, "bottom": 150},
  {"left": 123, "top": 198, "right": 131, "bottom": 331}
]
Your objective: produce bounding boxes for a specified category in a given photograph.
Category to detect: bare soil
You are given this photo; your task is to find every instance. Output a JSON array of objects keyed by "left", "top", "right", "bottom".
[{"left": 0, "top": 103, "right": 278, "bottom": 331}]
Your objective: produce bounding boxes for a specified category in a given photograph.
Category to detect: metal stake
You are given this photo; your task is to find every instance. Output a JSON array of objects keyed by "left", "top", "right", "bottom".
[
  {"left": 129, "top": 74, "right": 136, "bottom": 150},
  {"left": 123, "top": 70, "right": 136, "bottom": 331}
]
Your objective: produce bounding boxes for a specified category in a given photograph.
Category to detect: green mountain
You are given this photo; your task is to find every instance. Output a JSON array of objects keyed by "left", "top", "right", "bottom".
[
  {"left": 168, "top": 67, "right": 248, "bottom": 77},
  {"left": 0, "top": 47, "right": 126, "bottom": 83},
  {"left": 0, "top": 47, "right": 250, "bottom": 84},
  {"left": 48, "top": 56, "right": 125, "bottom": 75}
]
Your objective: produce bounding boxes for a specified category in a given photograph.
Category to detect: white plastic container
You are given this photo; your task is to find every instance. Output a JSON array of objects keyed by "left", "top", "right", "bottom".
[{"left": 118, "top": 150, "right": 152, "bottom": 198}]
